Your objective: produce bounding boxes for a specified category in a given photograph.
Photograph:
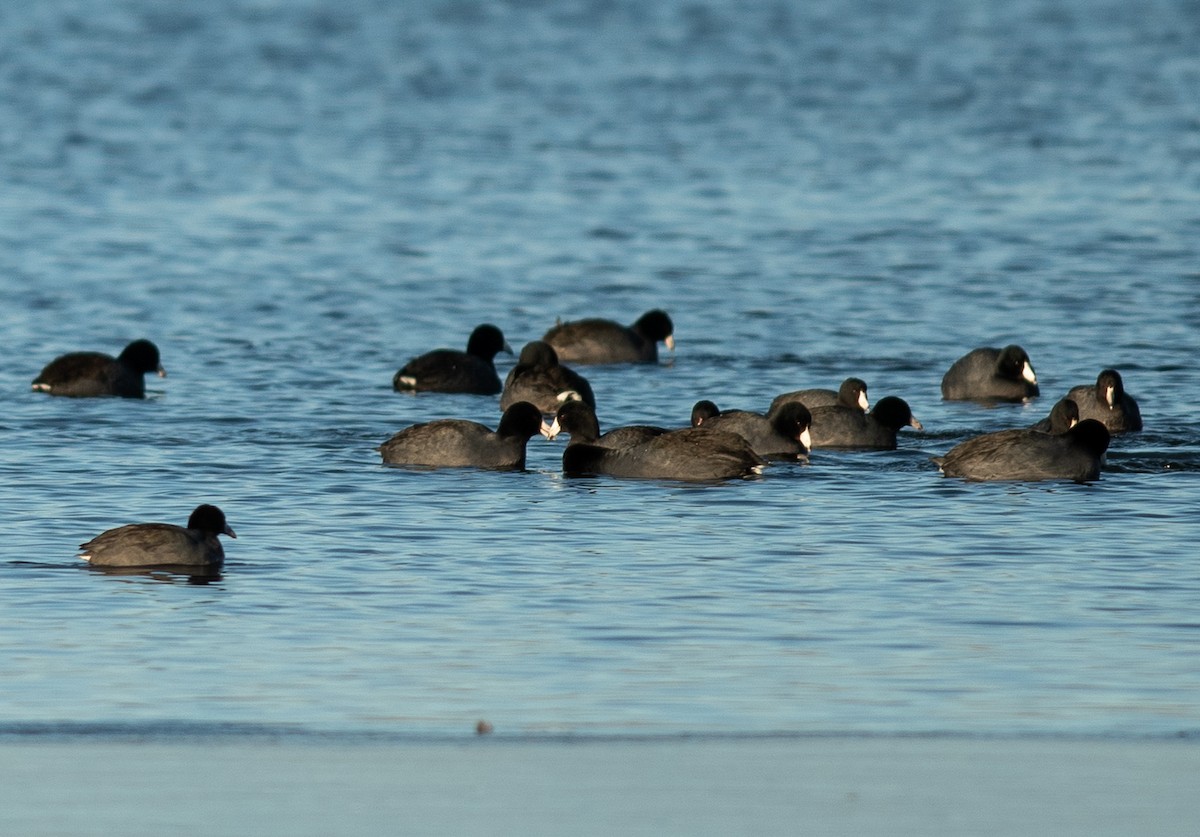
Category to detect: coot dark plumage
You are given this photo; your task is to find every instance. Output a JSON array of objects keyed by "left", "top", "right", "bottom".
[
  {"left": 392, "top": 324, "right": 511, "bottom": 395},
  {"left": 79, "top": 504, "right": 235, "bottom": 568},
  {"left": 378, "top": 401, "right": 549, "bottom": 469},
  {"left": 542, "top": 309, "right": 674, "bottom": 365},
  {"left": 32, "top": 339, "right": 166, "bottom": 398},
  {"left": 1065, "top": 369, "right": 1142, "bottom": 433},
  {"left": 941, "top": 345, "right": 1039, "bottom": 402},
  {"left": 500, "top": 341, "right": 596, "bottom": 413},
  {"left": 933, "top": 419, "right": 1109, "bottom": 482},
  {"left": 1028, "top": 398, "right": 1079, "bottom": 433},
  {"left": 562, "top": 426, "right": 765, "bottom": 482},
  {"left": 768, "top": 377, "right": 869, "bottom": 415},
  {"left": 689, "top": 400, "right": 811, "bottom": 461},
  {"left": 547, "top": 399, "right": 667, "bottom": 449},
  {"left": 809, "top": 396, "right": 923, "bottom": 450}
]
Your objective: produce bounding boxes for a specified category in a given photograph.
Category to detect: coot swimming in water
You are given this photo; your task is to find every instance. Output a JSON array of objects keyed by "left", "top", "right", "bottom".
[
  {"left": 79, "top": 504, "right": 235, "bottom": 568},
  {"left": 392, "top": 324, "right": 511, "bottom": 395},
  {"left": 933, "top": 419, "right": 1109, "bottom": 482},
  {"left": 941, "top": 345, "right": 1039, "bottom": 402},
  {"left": 689, "top": 400, "right": 811, "bottom": 461},
  {"left": 542, "top": 309, "right": 674, "bottom": 365},
  {"left": 1064, "top": 369, "right": 1142, "bottom": 433},
  {"left": 500, "top": 341, "right": 595, "bottom": 413},
  {"left": 808, "top": 396, "right": 923, "bottom": 450},
  {"left": 33, "top": 339, "right": 165, "bottom": 398},
  {"left": 378, "top": 401, "right": 549, "bottom": 469},
  {"left": 768, "top": 377, "right": 869, "bottom": 415}
]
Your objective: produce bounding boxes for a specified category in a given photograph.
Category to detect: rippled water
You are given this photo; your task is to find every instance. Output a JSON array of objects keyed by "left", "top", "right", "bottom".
[{"left": 2, "top": 0, "right": 1199, "bottom": 738}]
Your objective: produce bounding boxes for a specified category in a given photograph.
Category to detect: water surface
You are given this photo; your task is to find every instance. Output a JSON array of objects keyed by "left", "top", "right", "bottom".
[{"left": 2, "top": 0, "right": 1199, "bottom": 740}]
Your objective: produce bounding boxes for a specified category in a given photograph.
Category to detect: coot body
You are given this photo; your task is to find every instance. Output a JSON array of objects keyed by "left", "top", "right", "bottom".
[
  {"left": 379, "top": 402, "right": 548, "bottom": 469},
  {"left": 80, "top": 504, "right": 235, "bottom": 568},
  {"left": 809, "top": 396, "right": 922, "bottom": 450},
  {"left": 941, "top": 345, "right": 1039, "bottom": 402},
  {"left": 392, "top": 324, "right": 511, "bottom": 395},
  {"left": 500, "top": 341, "right": 595, "bottom": 413},
  {"left": 768, "top": 377, "right": 869, "bottom": 414},
  {"left": 1065, "top": 369, "right": 1142, "bottom": 433},
  {"left": 934, "top": 420, "right": 1109, "bottom": 482},
  {"left": 542, "top": 309, "right": 674, "bottom": 365},
  {"left": 33, "top": 339, "right": 165, "bottom": 398}
]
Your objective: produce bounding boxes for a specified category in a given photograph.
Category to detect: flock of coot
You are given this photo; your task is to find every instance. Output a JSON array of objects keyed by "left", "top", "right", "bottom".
[{"left": 30, "top": 310, "right": 1140, "bottom": 570}]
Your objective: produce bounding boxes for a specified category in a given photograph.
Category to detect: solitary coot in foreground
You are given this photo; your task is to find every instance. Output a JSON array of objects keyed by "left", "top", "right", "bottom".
[
  {"left": 808, "top": 396, "right": 923, "bottom": 450},
  {"left": 547, "top": 400, "right": 667, "bottom": 449},
  {"left": 378, "top": 401, "right": 549, "bottom": 469},
  {"left": 933, "top": 419, "right": 1110, "bottom": 482},
  {"left": 79, "top": 504, "right": 235, "bottom": 568},
  {"left": 32, "top": 339, "right": 166, "bottom": 398},
  {"left": 500, "top": 341, "right": 595, "bottom": 413},
  {"left": 542, "top": 309, "right": 674, "bottom": 365},
  {"left": 690, "top": 400, "right": 811, "bottom": 461},
  {"left": 768, "top": 377, "right": 869, "bottom": 415},
  {"left": 941, "top": 345, "right": 1039, "bottom": 402},
  {"left": 392, "top": 324, "right": 512, "bottom": 395},
  {"left": 1065, "top": 369, "right": 1142, "bottom": 433}
]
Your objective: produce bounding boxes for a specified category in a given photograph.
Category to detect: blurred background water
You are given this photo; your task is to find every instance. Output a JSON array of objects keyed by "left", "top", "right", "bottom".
[{"left": 1, "top": 0, "right": 1199, "bottom": 738}]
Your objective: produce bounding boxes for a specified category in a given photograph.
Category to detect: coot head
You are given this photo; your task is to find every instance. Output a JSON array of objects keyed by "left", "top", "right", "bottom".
[
  {"left": 118, "top": 339, "right": 167, "bottom": 378},
  {"left": 771, "top": 401, "right": 813, "bottom": 449},
  {"left": 497, "top": 401, "right": 553, "bottom": 440},
  {"left": 997, "top": 345, "right": 1037, "bottom": 386},
  {"left": 548, "top": 399, "right": 602, "bottom": 442},
  {"left": 466, "top": 324, "right": 512, "bottom": 361},
  {"left": 690, "top": 400, "right": 720, "bottom": 427},
  {"left": 188, "top": 504, "right": 237, "bottom": 538},
  {"left": 1068, "top": 419, "right": 1111, "bottom": 457},
  {"left": 872, "top": 396, "right": 923, "bottom": 431},
  {"left": 633, "top": 309, "right": 675, "bottom": 350},
  {"left": 516, "top": 340, "right": 561, "bottom": 367}
]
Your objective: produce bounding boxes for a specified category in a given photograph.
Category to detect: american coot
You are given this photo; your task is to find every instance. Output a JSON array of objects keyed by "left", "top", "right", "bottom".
[
  {"left": 79, "top": 504, "right": 235, "bottom": 568},
  {"left": 933, "top": 419, "right": 1110, "bottom": 482},
  {"left": 1065, "top": 369, "right": 1143, "bottom": 433},
  {"left": 941, "top": 345, "right": 1039, "bottom": 402},
  {"left": 499, "top": 341, "right": 596, "bottom": 413},
  {"left": 542, "top": 309, "right": 674, "bottom": 365},
  {"left": 689, "top": 400, "right": 811, "bottom": 461},
  {"left": 1028, "top": 398, "right": 1079, "bottom": 433},
  {"left": 768, "top": 377, "right": 869, "bottom": 415},
  {"left": 378, "top": 401, "right": 549, "bottom": 469},
  {"left": 32, "top": 339, "right": 166, "bottom": 398},
  {"left": 562, "top": 426, "right": 765, "bottom": 482},
  {"left": 547, "top": 400, "right": 667, "bottom": 449},
  {"left": 808, "top": 396, "right": 923, "bottom": 450},
  {"left": 392, "top": 324, "right": 512, "bottom": 395}
]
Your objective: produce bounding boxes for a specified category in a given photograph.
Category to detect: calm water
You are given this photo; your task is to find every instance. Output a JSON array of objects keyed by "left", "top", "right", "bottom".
[{"left": 2, "top": 0, "right": 1199, "bottom": 739}]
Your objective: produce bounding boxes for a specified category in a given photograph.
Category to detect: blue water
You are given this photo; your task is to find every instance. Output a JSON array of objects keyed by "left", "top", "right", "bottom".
[{"left": 2, "top": 0, "right": 1199, "bottom": 739}]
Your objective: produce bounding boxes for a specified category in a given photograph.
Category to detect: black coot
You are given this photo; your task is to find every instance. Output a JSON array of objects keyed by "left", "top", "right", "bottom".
[
  {"left": 33, "top": 339, "right": 166, "bottom": 398},
  {"left": 809, "top": 396, "right": 923, "bottom": 450},
  {"left": 933, "top": 419, "right": 1110, "bottom": 482},
  {"left": 79, "top": 504, "right": 235, "bottom": 568},
  {"left": 500, "top": 341, "right": 595, "bottom": 413},
  {"left": 1028, "top": 398, "right": 1079, "bottom": 433},
  {"left": 941, "top": 345, "right": 1039, "bottom": 402},
  {"left": 392, "top": 324, "right": 511, "bottom": 395},
  {"left": 768, "top": 377, "right": 869, "bottom": 414},
  {"left": 1065, "top": 369, "right": 1142, "bottom": 433},
  {"left": 690, "top": 400, "right": 811, "bottom": 461},
  {"left": 542, "top": 309, "right": 674, "bottom": 365},
  {"left": 378, "top": 401, "right": 549, "bottom": 469}
]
